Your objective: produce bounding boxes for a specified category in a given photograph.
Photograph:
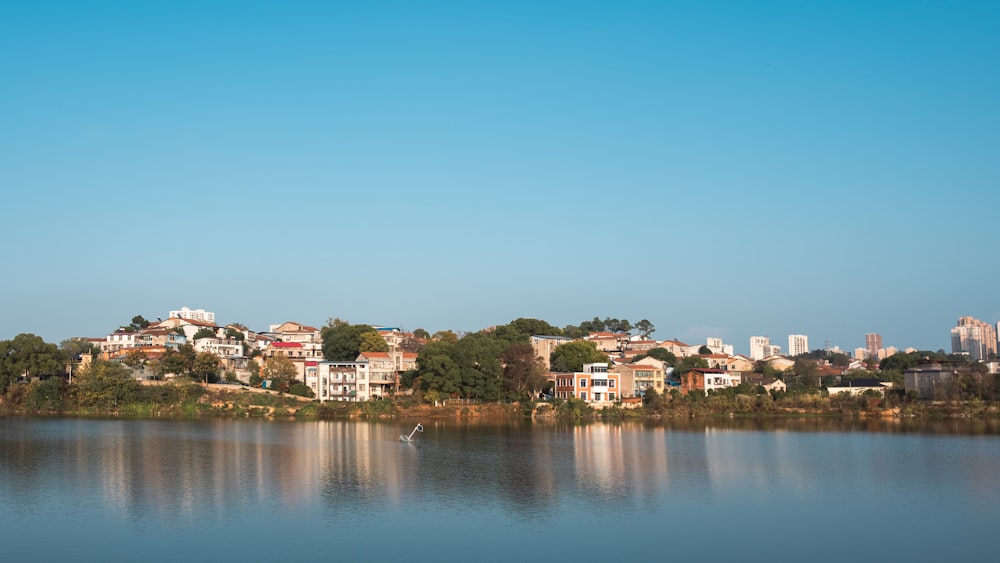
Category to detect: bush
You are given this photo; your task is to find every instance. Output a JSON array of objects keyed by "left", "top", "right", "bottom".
[{"left": 288, "top": 383, "right": 315, "bottom": 398}]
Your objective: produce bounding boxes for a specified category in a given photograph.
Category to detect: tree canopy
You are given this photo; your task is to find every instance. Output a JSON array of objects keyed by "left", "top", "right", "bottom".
[
  {"left": 549, "top": 340, "right": 608, "bottom": 373},
  {"left": 0, "top": 334, "right": 66, "bottom": 393},
  {"left": 321, "top": 322, "right": 381, "bottom": 361}
]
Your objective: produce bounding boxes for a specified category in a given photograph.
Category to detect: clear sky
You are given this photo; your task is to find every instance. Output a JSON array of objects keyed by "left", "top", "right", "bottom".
[{"left": 2, "top": 1, "right": 998, "bottom": 355}]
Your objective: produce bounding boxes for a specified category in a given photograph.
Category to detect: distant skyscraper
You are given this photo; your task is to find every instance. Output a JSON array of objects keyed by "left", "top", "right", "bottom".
[
  {"left": 788, "top": 334, "right": 809, "bottom": 357},
  {"left": 951, "top": 316, "right": 997, "bottom": 361},
  {"left": 865, "top": 333, "right": 883, "bottom": 359}
]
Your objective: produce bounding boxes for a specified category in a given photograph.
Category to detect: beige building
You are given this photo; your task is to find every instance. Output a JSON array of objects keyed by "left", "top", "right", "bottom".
[
  {"left": 612, "top": 363, "right": 665, "bottom": 398},
  {"left": 530, "top": 335, "right": 573, "bottom": 370}
]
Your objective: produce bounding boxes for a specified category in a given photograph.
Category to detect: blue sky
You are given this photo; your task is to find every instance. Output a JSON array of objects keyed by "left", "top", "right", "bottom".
[{"left": 1, "top": 1, "right": 997, "bottom": 355}]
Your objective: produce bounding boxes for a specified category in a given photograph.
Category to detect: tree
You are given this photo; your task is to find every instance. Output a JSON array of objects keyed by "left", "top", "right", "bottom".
[
  {"left": 74, "top": 359, "right": 139, "bottom": 410},
  {"left": 635, "top": 319, "right": 655, "bottom": 339},
  {"left": 157, "top": 344, "right": 196, "bottom": 378},
  {"left": 122, "top": 349, "right": 148, "bottom": 370},
  {"left": 452, "top": 333, "right": 504, "bottom": 400},
  {"left": 321, "top": 323, "right": 380, "bottom": 361},
  {"left": 359, "top": 331, "right": 390, "bottom": 354},
  {"left": 490, "top": 318, "right": 562, "bottom": 345},
  {"left": 416, "top": 341, "right": 462, "bottom": 397},
  {"left": 192, "top": 352, "right": 221, "bottom": 383},
  {"left": 501, "top": 342, "right": 546, "bottom": 400},
  {"left": 413, "top": 328, "right": 430, "bottom": 340},
  {"left": 646, "top": 348, "right": 677, "bottom": 367},
  {"left": 248, "top": 359, "right": 262, "bottom": 387},
  {"left": 698, "top": 345, "right": 713, "bottom": 355},
  {"left": 193, "top": 328, "right": 216, "bottom": 340},
  {"left": 0, "top": 334, "right": 66, "bottom": 393},
  {"left": 432, "top": 330, "right": 458, "bottom": 343},
  {"left": 676, "top": 356, "right": 709, "bottom": 374},
  {"left": 550, "top": 341, "right": 609, "bottom": 373},
  {"left": 262, "top": 355, "right": 297, "bottom": 392},
  {"left": 60, "top": 337, "right": 100, "bottom": 360},
  {"left": 130, "top": 315, "right": 150, "bottom": 331},
  {"left": 224, "top": 327, "right": 246, "bottom": 341}
]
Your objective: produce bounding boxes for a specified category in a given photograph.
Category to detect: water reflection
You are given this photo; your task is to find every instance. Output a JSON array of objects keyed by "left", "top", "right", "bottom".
[{"left": 1, "top": 417, "right": 999, "bottom": 562}]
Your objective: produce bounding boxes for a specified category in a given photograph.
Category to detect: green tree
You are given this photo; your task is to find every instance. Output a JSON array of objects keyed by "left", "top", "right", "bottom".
[
  {"left": 676, "top": 355, "right": 709, "bottom": 374},
  {"left": 432, "top": 330, "right": 459, "bottom": 343},
  {"left": 359, "top": 331, "right": 390, "bottom": 354},
  {"left": 0, "top": 334, "right": 66, "bottom": 393},
  {"left": 262, "top": 355, "right": 297, "bottom": 392},
  {"left": 321, "top": 323, "right": 380, "bottom": 361},
  {"left": 413, "top": 328, "right": 430, "bottom": 340},
  {"left": 193, "top": 328, "right": 216, "bottom": 340},
  {"left": 491, "top": 318, "right": 562, "bottom": 345},
  {"left": 550, "top": 341, "right": 609, "bottom": 373},
  {"left": 74, "top": 359, "right": 139, "bottom": 410},
  {"left": 192, "top": 352, "right": 221, "bottom": 383},
  {"left": 224, "top": 327, "right": 246, "bottom": 341},
  {"left": 501, "top": 342, "right": 546, "bottom": 400},
  {"left": 646, "top": 347, "right": 677, "bottom": 366},
  {"left": 131, "top": 315, "right": 150, "bottom": 330},
  {"left": 634, "top": 319, "right": 655, "bottom": 339},
  {"left": 416, "top": 341, "right": 462, "bottom": 397},
  {"left": 453, "top": 333, "right": 504, "bottom": 400},
  {"left": 698, "top": 345, "right": 713, "bottom": 355},
  {"left": 60, "top": 337, "right": 100, "bottom": 360},
  {"left": 122, "top": 349, "right": 148, "bottom": 370}
]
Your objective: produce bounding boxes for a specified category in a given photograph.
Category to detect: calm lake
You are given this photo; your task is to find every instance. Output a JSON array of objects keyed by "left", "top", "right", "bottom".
[{"left": 1, "top": 416, "right": 998, "bottom": 562}]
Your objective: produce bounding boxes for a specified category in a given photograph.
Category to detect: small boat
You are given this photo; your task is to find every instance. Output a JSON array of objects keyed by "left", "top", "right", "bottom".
[{"left": 400, "top": 423, "right": 423, "bottom": 442}]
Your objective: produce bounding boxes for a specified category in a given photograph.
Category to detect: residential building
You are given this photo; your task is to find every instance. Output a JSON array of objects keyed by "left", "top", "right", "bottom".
[
  {"left": 268, "top": 321, "right": 321, "bottom": 344},
  {"left": 704, "top": 337, "right": 734, "bottom": 356},
  {"left": 744, "top": 374, "right": 787, "bottom": 393},
  {"left": 657, "top": 339, "right": 690, "bottom": 358},
  {"left": 904, "top": 360, "right": 958, "bottom": 399},
  {"left": 612, "top": 363, "right": 665, "bottom": 397},
  {"left": 169, "top": 307, "right": 215, "bottom": 324},
  {"left": 724, "top": 355, "right": 755, "bottom": 378},
  {"left": 788, "top": 335, "right": 809, "bottom": 357},
  {"left": 750, "top": 336, "right": 781, "bottom": 361},
  {"left": 826, "top": 378, "right": 890, "bottom": 397},
  {"left": 357, "top": 351, "right": 397, "bottom": 398},
  {"left": 951, "top": 316, "right": 997, "bottom": 361},
  {"left": 530, "top": 335, "right": 573, "bottom": 370},
  {"left": 680, "top": 368, "right": 738, "bottom": 395},
  {"left": 585, "top": 333, "right": 628, "bottom": 354},
  {"left": 552, "top": 363, "right": 620, "bottom": 408},
  {"left": 310, "top": 361, "right": 370, "bottom": 402}
]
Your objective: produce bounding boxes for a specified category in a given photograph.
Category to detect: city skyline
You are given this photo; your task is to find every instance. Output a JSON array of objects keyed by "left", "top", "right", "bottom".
[{"left": 2, "top": 2, "right": 998, "bottom": 355}]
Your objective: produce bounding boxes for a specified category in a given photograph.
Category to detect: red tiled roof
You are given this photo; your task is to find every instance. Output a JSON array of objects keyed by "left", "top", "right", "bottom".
[{"left": 359, "top": 351, "right": 391, "bottom": 358}]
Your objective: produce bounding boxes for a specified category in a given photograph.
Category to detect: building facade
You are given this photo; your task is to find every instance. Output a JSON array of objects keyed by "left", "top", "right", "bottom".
[
  {"left": 787, "top": 334, "right": 809, "bottom": 357},
  {"left": 950, "top": 316, "right": 997, "bottom": 361}
]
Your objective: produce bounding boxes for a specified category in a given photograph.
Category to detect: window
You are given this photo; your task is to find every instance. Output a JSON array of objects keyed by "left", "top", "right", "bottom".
[
  {"left": 580, "top": 392, "right": 587, "bottom": 401},
  {"left": 579, "top": 379, "right": 588, "bottom": 388},
  {"left": 609, "top": 393, "right": 616, "bottom": 401},
  {"left": 609, "top": 380, "right": 616, "bottom": 388}
]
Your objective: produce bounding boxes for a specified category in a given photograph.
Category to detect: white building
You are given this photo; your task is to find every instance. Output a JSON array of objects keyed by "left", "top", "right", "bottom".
[
  {"left": 750, "top": 336, "right": 781, "bottom": 361},
  {"left": 169, "top": 307, "right": 216, "bottom": 324},
  {"left": 788, "top": 334, "right": 809, "bottom": 357}
]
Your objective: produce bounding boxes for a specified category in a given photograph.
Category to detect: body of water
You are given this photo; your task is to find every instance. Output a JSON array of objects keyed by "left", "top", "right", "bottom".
[{"left": 1, "top": 417, "right": 997, "bottom": 562}]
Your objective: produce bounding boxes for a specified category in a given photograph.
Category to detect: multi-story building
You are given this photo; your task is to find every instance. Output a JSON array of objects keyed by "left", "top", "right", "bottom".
[
  {"left": 612, "top": 363, "right": 664, "bottom": 397},
  {"left": 530, "top": 335, "right": 573, "bottom": 370},
  {"left": 552, "top": 363, "right": 621, "bottom": 408},
  {"left": 788, "top": 334, "right": 809, "bottom": 357},
  {"left": 750, "top": 336, "right": 781, "bottom": 361},
  {"left": 169, "top": 307, "right": 215, "bottom": 324},
  {"left": 865, "top": 333, "right": 883, "bottom": 359},
  {"left": 357, "top": 351, "right": 397, "bottom": 398},
  {"left": 309, "top": 361, "right": 370, "bottom": 402},
  {"left": 951, "top": 316, "right": 997, "bottom": 361}
]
